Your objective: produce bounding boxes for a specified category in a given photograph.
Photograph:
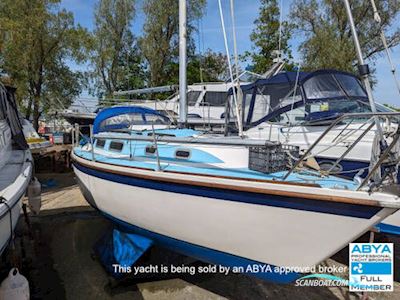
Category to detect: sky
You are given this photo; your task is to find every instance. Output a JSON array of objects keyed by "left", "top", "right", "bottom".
[{"left": 60, "top": 0, "right": 400, "bottom": 106}]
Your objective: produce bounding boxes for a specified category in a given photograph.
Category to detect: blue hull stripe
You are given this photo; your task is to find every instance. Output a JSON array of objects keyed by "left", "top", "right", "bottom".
[
  {"left": 73, "top": 161, "right": 381, "bottom": 219},
  {"left": 102, "top": 211, "right": 300, "bottom": 283}
]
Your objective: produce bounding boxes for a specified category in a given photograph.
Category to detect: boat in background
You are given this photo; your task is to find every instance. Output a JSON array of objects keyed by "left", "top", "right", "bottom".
[
  {"left": 22, "top": 119, "right": 51, "bottom": 154},
  {"left": 61, "top": 71, "right": 259, "bottom": 133},
  {"left": 225, "top": 69, "right": 400, "bottom": 234},
  {"left": 0, "top": 84, "right": 33, "bottom": 255},
  {"left": 61, "top": 109, "right": 97, "bottom": 129}
]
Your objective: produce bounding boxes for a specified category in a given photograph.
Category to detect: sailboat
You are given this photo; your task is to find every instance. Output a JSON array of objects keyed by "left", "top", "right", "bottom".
[
  {"left": 0, "top": 83, "right": 33, "bottom": 255},
  {"left": 222, "top": 1, "right": 400, "bottom": 235},
  {"left": 226, "top": 69, "right": 395, "bottom": 176},
  {"left": 224, "top": 70, "right": 400, "bottom": 234},
  {"left": 61, "top": 72, "right": 259, "bottom": 134},
  {"left": 71, "top": 0, "right": 400, "bottom": 282}
]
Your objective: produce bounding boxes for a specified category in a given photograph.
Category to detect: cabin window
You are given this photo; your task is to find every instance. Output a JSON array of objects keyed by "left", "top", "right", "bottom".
[
  {"left": 109, "top": 141, "right": 124, "bottom": 152},
  {"left": 187, "top": 91, "right": 202, "bottom": 105},
  {"left": 203, "top": 92, "right": 227, "bottom": 107},
  {"left": 250, "top": 83, "right": 295, "bottom": 124},
  {"left": 303, "top": 74, "right": 345, "bottom": 99},
  {"left": 175, "top": 149, "right": 191, "bottom": 159},
  {"left": 96, "top": 139, "right": 106, "bottom": 148},
  {"left": 145, "top": 145, "right": 157, "bottom": 155},
  {"left": 99, "top": 113, "right": 144, "bottom": 132},
  {"left": 335, "top": 74, "right": 366, "bottom": 97},
  {"left": 145, "top": 113, "right": 170, "bottom": 125},
  {"left": 269, "top": 106, "right": 307, "bottom": 125}
]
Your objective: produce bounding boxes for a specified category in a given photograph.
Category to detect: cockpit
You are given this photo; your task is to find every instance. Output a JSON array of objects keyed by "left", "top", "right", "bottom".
[{"left": 227, "top": 70, "right": 387, "bottom": 130}]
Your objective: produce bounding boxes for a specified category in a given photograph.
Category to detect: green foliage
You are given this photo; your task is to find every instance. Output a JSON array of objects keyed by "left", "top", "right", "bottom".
[
  {"left": 90, "top": 0, "right": 145, "bottom": 100},
  {"left": 290, "top": 0, "right": 400, "bottom": 72},
  {"left": 244, "top": 0, "right": 293, "bottom": 74},
  {"left": 0, "top": 0, "right": 89, "bottom": 129},
  {"left": 191, "top": 50, "right": 230, "bottom": 83},
  {"left": 162, "top": 49, "right": 230, "bottom": 86},
  {"left": 139, "top": 0, "right": 206, "bottom": 86}
]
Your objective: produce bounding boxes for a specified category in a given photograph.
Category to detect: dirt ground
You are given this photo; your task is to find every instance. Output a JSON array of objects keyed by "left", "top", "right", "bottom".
[{"left": 1, "top": 172, "right": 400, "bottom": 300}]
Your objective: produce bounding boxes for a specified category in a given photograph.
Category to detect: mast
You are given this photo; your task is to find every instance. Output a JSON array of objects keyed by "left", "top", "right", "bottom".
[
  {"left": 229, "top": 0, "right": 244, "bottom": 137},
  {"left": 178, "top": 0, "right": 187, "bottom": 127},
  {"left": 343, "top": 0, "right": 384, "bottom": 139}
]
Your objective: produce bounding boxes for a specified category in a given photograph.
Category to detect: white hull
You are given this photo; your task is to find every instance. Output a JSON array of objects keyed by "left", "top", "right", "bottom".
[
  {"left": 0, "top": 150, "right": 32, "bottom": 254},
  {"left": 73, "top": 156, "right": 398, "bottom": 268},
  {"left": 0, "top": 196, "right": 23, "bottom": 254}
]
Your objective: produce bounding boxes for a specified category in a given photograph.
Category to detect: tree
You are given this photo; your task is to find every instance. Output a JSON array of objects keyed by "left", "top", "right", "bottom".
[
  {"left": 244, "top": 0, "right": 293, "bottom": 74},
  {"left": 90, "top": 0, "right": 145, "bottom": 99},
  {"left": 139, "top": 0, "right": 206, "bottom": 87},
  {"left": 0, "top": 0, "right": 89, "bottom": 129},
  {"left": 290, "top": 0, "right": 400, "bottom": 72},
  {"left": 188, "top": 50, "right": 231, "bottom": 83},
  {"left": 162, "top": 49, "right": 230, "bottom": 85}
]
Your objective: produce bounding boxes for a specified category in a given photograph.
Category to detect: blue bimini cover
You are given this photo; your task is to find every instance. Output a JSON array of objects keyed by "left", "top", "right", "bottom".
[
  {"left": 93, "top": 106, "right": 171, "bottom": 134},
  {"left": 94, "top": 227, "right": 153, "bottom": 278}
]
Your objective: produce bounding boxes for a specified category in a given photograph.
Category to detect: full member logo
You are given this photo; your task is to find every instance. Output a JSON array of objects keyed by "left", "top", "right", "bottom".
[{"left": 349, "top": 243, "right": 393, "bottom": 292}]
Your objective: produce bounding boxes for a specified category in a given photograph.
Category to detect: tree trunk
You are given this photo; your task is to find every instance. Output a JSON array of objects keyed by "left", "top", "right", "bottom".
[
  {"left": 25, "top": 96, "right": 33, "bottom": 120},
  {"left": 33, "top": 95, "right": 40, "bottom": 131}
]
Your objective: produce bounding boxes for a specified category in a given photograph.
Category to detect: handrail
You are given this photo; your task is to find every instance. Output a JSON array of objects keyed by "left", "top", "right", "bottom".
[
  {"left": 283, "top": 112, "right": 400, "bottom": 181},
  {"left": 93, "top": 133, "right": 277, "bottom": 147},
  {"left": 358, "top": 125, "right": 400, "bottom": 190},
  {"left": 327, "top": 122, "right": 375, "bottom": 174}
]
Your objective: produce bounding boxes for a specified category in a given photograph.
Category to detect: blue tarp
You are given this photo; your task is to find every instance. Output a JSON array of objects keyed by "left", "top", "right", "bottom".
[{"left": 94, "top": 227, "right": 153, "bottom": 278}]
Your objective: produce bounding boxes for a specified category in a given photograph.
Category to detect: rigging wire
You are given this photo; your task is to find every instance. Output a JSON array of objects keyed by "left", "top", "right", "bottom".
[
  {"left": 230, "top": 0, "right": 240, "bottom": 84},
  {"left": 197, "top": 18, "right": 204, "bottom": 83},
  {"left": 125, "top": 0, "right": 130, "bottom": 95},
  {"left": 217, "top": 0, "right": 243, "bottom": 136},
  {"left": 229, "top": 0, "right": 244, "bottom": 135},
  {"left": 370, "top": 0, "right": 400, "bottom": 96}
]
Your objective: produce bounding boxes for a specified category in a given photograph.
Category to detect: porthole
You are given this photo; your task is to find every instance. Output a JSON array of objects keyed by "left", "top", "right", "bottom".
[
  {"left": 109, "top": 141, "right": 124, "bottom": 152},
  {"left": 175, "top": 149, "right": 190, "bottom": 159},
  {"left": 145, "top": 145, "right": 157, "bottom": 155},
  {"left": 96, "top": 139, "right": 106, "bottom": 148}
]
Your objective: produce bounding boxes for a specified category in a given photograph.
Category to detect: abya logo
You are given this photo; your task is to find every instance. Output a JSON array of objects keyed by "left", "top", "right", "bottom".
[
  {"left": 351, "top": 244, "right": 391, "bottom": 254},
  {"left": 349, "top": 243, "right": 393, "bottom": 292}
]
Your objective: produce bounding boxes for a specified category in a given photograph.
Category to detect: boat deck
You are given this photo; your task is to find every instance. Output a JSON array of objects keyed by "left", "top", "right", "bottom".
[{"left": 74, "top": 148, "right": 358, "bottom": 191}]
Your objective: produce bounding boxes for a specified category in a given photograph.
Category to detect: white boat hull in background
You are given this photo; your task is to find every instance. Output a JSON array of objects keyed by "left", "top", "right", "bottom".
[{"left": 0, "top": 150, "right": 32, "bottom": 255}]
